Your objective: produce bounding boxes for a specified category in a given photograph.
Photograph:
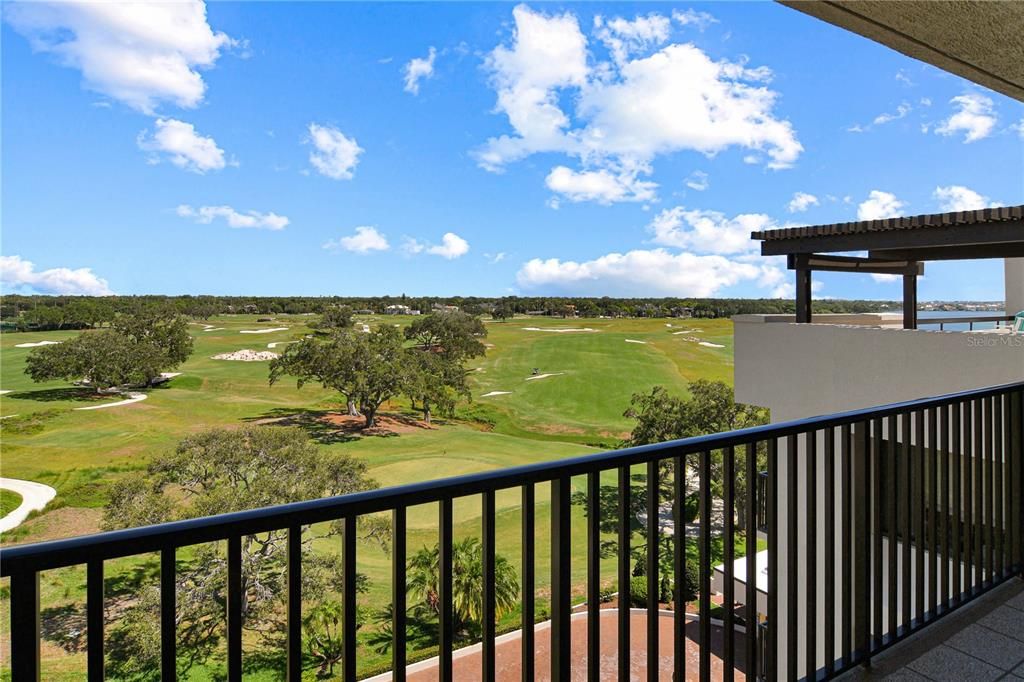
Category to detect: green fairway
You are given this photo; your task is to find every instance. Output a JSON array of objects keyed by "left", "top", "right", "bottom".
[{"left": 0, "top": 313, "right": 734, "bottom": 679}]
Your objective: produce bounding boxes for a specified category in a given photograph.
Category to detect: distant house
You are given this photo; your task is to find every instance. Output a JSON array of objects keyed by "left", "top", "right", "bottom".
[
  {"left": 384, "top": 304, "right": 412, "bottom": 315},
  {"left": 432, "top": 303, "right": 459, "bottom": 312}
]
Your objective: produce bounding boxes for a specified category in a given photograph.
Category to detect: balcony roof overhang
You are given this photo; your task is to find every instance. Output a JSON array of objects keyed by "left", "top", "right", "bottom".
[
  {"left": 753, "top": 206, "right": 1024, "bottom": 260},
  {"left": 752, "top": 206, "right": 1024, "bottom": 328},
  {"left": 778, "top": 1, "right": 1024, "bottom": 102}
]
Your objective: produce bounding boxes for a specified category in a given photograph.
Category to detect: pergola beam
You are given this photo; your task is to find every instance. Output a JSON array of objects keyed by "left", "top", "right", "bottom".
[
  {"left": 761, "top": 222, "right": 1024, "bottom": 256},
  {"left": 788, "top": 253, "right": 923, "bottom": 275},
  {"left": 789, "top": 254, "right": 922, "bottom": 328},
  {"left": 869, "top": 243, "right": 1024, "bottom": 261}
]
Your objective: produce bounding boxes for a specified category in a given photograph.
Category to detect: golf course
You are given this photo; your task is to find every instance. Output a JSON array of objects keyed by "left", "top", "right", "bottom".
[{"left": 0, "top": 313, "right": 735, "bottom": 679}]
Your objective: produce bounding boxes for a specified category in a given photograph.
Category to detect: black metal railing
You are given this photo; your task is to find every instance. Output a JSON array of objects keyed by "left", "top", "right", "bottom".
[
  {"left": 2, "top": 381, "right": 1023, "bottom": 681},
  {"left": 917, "top": 314, "right": 1014, "bottom": 331},
  {"left": 757, "top": 470, "right": 769, "bottom": 531}
]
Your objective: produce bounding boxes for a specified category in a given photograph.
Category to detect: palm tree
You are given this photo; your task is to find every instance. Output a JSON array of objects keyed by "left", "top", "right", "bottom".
[{"left": 405, "top": 537, "right": 519, "bottom": 639}]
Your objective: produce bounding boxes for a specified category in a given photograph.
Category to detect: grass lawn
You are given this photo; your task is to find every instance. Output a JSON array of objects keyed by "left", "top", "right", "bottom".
[
  {"left": 0, "top": 490, "right": 23, "bottom": 518},
  {"left": 0, "top": 313, "right": 735, "bottom": 679}
]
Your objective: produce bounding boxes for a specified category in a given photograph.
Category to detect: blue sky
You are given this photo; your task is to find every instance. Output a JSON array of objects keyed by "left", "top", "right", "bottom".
[{"left": 2, "top": 2, "right": 1022, "bottom": 300}]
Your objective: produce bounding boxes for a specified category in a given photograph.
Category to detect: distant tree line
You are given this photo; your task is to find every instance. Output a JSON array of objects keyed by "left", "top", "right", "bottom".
[{"left": 1, "top": 294, "right": 901, "bottom": 331}]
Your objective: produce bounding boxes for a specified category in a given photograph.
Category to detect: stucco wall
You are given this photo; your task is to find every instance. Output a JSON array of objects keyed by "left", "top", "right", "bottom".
[{"left": 734, "top": 316, "right": 1024, "bottom": 423}]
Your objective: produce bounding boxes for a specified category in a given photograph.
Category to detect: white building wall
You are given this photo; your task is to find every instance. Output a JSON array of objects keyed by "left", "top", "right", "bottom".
[{"left": 733, "top": 316, "right": 1024, "bottom": 424}]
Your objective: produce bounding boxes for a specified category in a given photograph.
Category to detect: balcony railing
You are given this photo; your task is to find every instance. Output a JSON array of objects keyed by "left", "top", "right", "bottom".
[
  {"left": 916, "top": 314, "right": 1014, "bottom": 331},
  {"left": 2, "top": 382, "right": 1022, "bottom": 681}
]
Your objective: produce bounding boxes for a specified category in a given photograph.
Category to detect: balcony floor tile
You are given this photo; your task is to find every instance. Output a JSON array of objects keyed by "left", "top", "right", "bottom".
[
  {"left": 837, "top": 578, "right": 1024, "bottom": 682},
  {"left": 945, "top": 623, "right": 1024, "bottom": 670},
  {"left": 904, "top": 644, "right": 1003, "bottom": 682}
]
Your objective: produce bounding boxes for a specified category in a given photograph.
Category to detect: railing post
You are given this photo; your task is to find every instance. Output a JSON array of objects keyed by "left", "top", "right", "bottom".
[
  {"left": 551, "top": 476, "right": 571, "bottom": 682},
  {"left": 587, "top": 471, "right": 601, "bottom": 682},
  {"left": 343, "top": 517, "right": 358, "bottom": 682},
  {"left": 646, "top": 460, "right": 661, "bottom": 682},
  {"left": 617, "top": 465, "right": 631, "bottom": 682},
  {"left": 438, "top": 500, "right": 453, "bottom": 682},
  {"left": 87, "top": 559, "right": 105, "bottom": 681},
  {"left": 161, "top": 548, "right": 177, "bottom": 682},
  {"left": 521, "top": 484, "right": 535, "bottom": 682},
  {"left": 482, "top": 491, "right": 497, "bottom": 682},
  {"left": 286, "top": 526, "right": 302, "bottom": 682},
  {"left": 392, "top": 509, "right": 407, "bottom": 682},
  {"left": 227, "top": 536, "right": 242, "bottom": 682},
  {"left": 10, "top": 569, "right": 40, "bottom": 682}
]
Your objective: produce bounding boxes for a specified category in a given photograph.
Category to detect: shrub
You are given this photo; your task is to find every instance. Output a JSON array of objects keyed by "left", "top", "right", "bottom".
[
  {"left": 678, "top": 561, "right": 700, "bottom": 603},
  {"left": 629, "top": 576, "right": 648, "bottom": 608}
]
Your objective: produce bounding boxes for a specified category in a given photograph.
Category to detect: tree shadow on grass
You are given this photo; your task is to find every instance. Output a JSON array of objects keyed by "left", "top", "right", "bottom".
[
  {"left": 7, "top": 387, "right": 111, "bottom": 403},
  {"left": 40, "top": 603, "right": 86, "bottom": 653},
  {"left": 243, "top": 408, "right": 363, "bottom": 445}
]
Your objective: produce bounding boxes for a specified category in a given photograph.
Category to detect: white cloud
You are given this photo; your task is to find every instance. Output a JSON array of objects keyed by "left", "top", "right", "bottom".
[
  {"left": 487, "top": 252, "right": 507, "bottom": 264},
  {"left": 516, "top": 249, "right": 761, "bottom": 297},
  {"left": 428, "top": 232, "right": 470, "bottom": 259},
  {"left": 324, "top": 226, "right": 390, "bottom": 254},
  {"left": 671, "top": 9, "right": 717, "bottom": 30},
  {"left": 933, "top": 185, "right": 1000, "bottom": 212},
  {"left": 475, "top": 5, "right": 589, "bottom": 172},
  {"left": 403, "top": 47, "right": 436, "bottom": 95},
  {"left": 857, "top": 190, "right": 905, "bottom": 221},
  {"left": 475, "top": 5, "right": 801, "bottom": 203},
  {"left": 402, "top": 233, "right": 470, "bottom": 259},
  {"left": 176, "top": 204, "right": 288, "bottom": 230},
  {"left": 935, "top": 93, "right": 996, "bottom": 143},
  {"left": 870, "top": 274, "right": 900, "bottom": 283},
  {"left": 402, "top": 237, "right": 426, "bottom": 255},
  {"left": 895, "top": 70, "right": 914, "bottom": 86},
  {"left": 648, "top": 207, "right": 771, "bottom": 255},
  {"left": 307, "top": 123, "right": 363, "bottom": 180},
  {"left": 137, "top": 118, "right": 227, "bottom": 173},
  {"left": 594, "top": 13, "right": 671, "bottom": 65},
  {"left": 545, "top": 164, "right": 657, "bottom": 204},
  {"left": 5, "top": 0, "right": 234, "bottom": 113},
  {"left": 685, "top": 170, "right": 709, "bottom": 191},
  {"left": 787, "top": 191, "right": 819, "bottom": 213},
  {"left": 0, "top": 255, "right": 113, "bottom": 295},
  {"left": 873, "top": 102, "right": 911, "bottom": 125}
]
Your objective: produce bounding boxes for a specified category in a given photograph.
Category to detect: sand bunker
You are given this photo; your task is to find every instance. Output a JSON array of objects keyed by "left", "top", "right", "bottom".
[
  {"left": 202, "top": 327, "right": 225, "bottom": 332},
  {"left": 625, "top": 339, "right": 647, "bottom": 344},
  {"left": 525, "top": 372, "right": 564, "bottom": 381},
  {"left": 481, "top": 391, "right": 512, "bottom": 397},
  {"left": 521, "top": 327, "right": 597, "bottom": 333},
  {"left": 0, "top": 390, "right": 10, "bottom": 395},
  {"left": 267, "top": 341, "right": 299, "bottom": 349},
  {"left": 240, "top": 327, "right": 289, "bottom": 334},
  {"left": 75, "top": 392, "right": 148, "bottom": 411},
  {"left": 671, "top": 330, "right": 696, "bottom": 335},
  {"left": 160, "top": 372, "right": 182, "bottom": 379},
  {"left": 699, "top": 341, "right": 725, "bottom": 348},
  {"left": 213, "top": 350, "right": 280, "bottom": 361},
  {"left": 14, "top": 340, "right": 61, "bottom": 348}
]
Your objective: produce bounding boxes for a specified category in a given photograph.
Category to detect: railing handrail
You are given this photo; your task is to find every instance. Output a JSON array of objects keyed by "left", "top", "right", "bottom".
[
  {"left": 917, "top": 314, "right": 1013, "bottom": 325},
  {"left": 2, "top": 379, "right": 1022, "bottom": 575}
]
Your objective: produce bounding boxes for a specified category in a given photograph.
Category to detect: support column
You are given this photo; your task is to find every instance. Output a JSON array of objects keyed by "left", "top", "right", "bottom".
[
  {"left": 796, "top": 265, "right": 813, "bottom": 324},
  {"left": 903, "top": 268, "right": 918, "bottom": 330}
]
